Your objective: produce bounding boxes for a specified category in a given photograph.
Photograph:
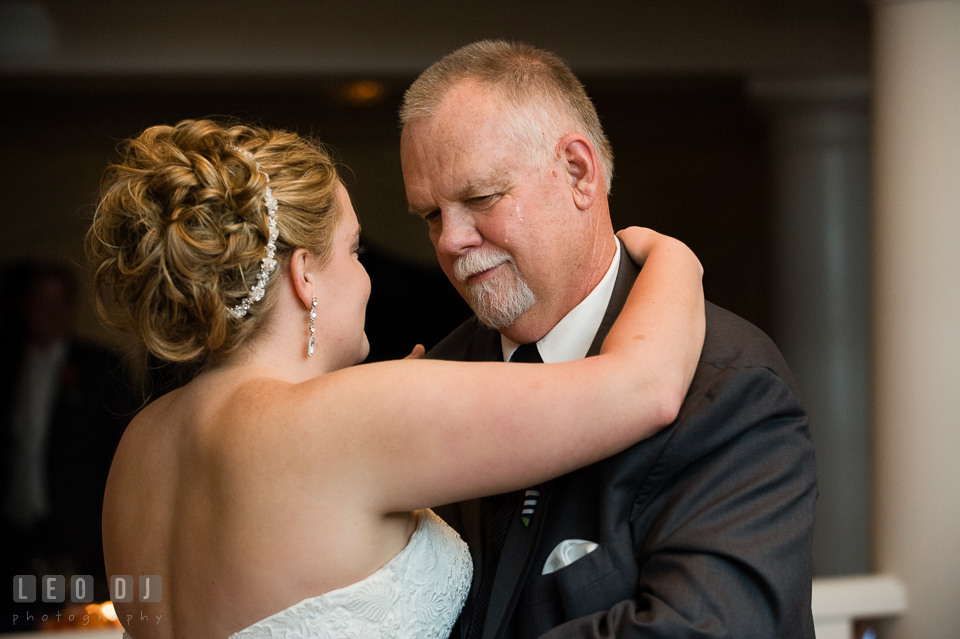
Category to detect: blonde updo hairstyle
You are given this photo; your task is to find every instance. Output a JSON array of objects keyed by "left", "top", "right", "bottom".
[{"left": 88, "top": 119, "right": 341, "bottom": 368}]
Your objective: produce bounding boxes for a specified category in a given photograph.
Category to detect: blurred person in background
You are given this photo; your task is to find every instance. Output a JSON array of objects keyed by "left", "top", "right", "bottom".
[{"left": 1, "top": 263, "right": 131, "bottom": 631}]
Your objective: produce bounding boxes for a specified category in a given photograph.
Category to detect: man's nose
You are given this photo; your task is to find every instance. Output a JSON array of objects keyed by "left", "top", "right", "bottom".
[{"left": 435, "top": 209, "right": 482, "bottom": 256}]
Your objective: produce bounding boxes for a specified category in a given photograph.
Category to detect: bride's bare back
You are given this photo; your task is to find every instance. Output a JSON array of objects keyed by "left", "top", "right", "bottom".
[{"left": 104, "top": 369, "right": 423, "bottom": 638}]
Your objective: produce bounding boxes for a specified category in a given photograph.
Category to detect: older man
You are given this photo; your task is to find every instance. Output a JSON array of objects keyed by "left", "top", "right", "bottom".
[{"left": 400, "top": 41, "right": 816, "bottom": 639}]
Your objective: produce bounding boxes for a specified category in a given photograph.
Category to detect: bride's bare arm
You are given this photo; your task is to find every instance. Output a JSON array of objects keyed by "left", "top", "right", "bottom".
[{"left": 263, "top": 228, "right": 704, "bottom": 512}]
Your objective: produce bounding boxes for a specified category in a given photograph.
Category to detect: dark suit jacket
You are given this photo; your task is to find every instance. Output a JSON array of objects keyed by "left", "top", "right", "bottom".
[
  {"left": 0, "top": 340, "right": 130, "bottom": 594},
  {"left": 429, "top": 246, "right": 817, "bottom": 639}
]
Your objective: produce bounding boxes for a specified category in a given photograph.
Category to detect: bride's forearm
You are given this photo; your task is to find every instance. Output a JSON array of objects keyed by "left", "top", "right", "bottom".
[
  {"left": 601, "top": 228, "right": 705, "bottom": 424},
  {"left": 305, "top": 229, "right": 704, "bottom": 512}
]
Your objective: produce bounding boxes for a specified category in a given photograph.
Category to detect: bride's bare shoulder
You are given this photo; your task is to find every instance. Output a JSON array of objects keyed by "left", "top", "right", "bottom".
[
  {"left": 112, "top": 375, "right": 283, "bottom": 466},
  {"left": 191, "top": 373, "right": 352, "bottom": 470}
]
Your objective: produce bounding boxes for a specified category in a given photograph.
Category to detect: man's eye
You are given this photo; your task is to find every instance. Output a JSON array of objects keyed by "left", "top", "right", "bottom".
[
  {"left": 468, "top": 195, "right": 496, "bottom": 206},
  {"left": 423, "top": 210, "right": 440, "bottom": 223},
  {"left": 353, "top": 244, "right": 366, "bottom": 256}
]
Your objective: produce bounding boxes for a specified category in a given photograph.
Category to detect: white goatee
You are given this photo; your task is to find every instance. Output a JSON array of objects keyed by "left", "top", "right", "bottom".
[{"left": 454, "top": 248, "right": 535, "bottom": 329}]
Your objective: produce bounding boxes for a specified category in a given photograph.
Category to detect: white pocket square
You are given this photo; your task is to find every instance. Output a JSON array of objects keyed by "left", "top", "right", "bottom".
[{"left": 541, "top": 539, "right": 599, "bottom": 575}]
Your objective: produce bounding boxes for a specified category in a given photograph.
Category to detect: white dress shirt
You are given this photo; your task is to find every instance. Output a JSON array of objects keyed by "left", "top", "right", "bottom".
[
  {"left": 501, "top": 240, "right": 621, "bottom": 363},
  {"left": 5, "top": 339, "right": 68, "bottom": 527}
]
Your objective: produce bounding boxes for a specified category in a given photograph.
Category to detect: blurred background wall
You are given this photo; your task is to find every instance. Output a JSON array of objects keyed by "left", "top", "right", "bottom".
[{"left": 1, "top": 1, "right": 957, "bottom": 636}]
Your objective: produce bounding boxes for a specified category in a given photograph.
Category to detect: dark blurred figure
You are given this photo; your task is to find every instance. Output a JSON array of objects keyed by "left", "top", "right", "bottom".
[{"left": 1, "top": 262, "right": 132, "bottom": 631}]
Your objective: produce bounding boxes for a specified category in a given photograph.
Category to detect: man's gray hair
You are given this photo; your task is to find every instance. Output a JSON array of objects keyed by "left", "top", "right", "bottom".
[{"left": 400, "top": 40, "right": 614, "bottom": 194}]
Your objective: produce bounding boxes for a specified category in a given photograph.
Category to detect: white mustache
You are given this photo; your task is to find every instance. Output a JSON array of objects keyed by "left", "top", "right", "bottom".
[{"left": 453, "top": 249, "right": 513, "bottom": 284}]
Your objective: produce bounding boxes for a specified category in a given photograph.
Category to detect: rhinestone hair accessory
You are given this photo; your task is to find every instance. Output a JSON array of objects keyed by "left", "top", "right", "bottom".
[{"left": 230, "top": 146, "right": 279, "bottom": 319}]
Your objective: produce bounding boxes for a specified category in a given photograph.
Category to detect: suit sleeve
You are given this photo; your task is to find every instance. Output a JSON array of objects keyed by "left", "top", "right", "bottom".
[{"left": 540, "top": 363, "right": 818, "bottom": 639}]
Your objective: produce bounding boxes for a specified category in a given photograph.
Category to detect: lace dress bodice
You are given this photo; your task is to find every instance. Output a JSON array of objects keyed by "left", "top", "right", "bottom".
[{"left": 229, "top": 509, "right": 473, "bottom": 639}]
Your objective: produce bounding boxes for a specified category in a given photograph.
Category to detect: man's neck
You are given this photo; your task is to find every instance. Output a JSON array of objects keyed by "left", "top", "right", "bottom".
[
  {"left": 502, "top": 239, "right": 621, "bottom": 363},
  {"left": 499, "top": 231, "right": 618, "bottom": 344}
]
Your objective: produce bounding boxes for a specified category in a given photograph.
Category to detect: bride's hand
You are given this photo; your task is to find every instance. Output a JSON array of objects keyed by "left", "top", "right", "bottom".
[
  {"left": 616, "top": 227, "right": 703, "bottom": 276},
  {"left": 615, "top": 227, "right": 659, "bottom": 266},
  {"left": 404, "top": 344, "right": 425, "bottom": 360}
]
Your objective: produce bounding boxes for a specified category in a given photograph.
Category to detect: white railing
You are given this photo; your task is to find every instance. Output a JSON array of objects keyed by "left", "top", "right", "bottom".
[{"left": 812, "top": 574, "right": 907, "bottom": 639}]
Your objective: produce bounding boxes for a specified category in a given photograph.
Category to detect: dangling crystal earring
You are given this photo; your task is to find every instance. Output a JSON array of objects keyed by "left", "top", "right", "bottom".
[{"left": 308, "top": 298, "right": 318, "bottom": 357}]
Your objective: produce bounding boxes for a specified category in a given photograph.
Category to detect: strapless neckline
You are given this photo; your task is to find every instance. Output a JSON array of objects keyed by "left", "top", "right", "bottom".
[
  {"left": 248, "top": 510, "right": 429, "bottom": 615},
  {"left": 228, "top": 508, "right": 472, "bottom": 639}
]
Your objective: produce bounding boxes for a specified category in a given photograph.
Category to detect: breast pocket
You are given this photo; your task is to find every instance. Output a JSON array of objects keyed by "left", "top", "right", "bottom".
[{"left": 527, "top": 545, "right": 630, "bottom": 621}]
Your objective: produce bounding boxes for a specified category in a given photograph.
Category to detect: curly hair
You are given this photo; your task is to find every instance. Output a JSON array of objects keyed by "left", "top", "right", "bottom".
[{"left": 87, "top": 119, "right": 341, "bottom": 368}]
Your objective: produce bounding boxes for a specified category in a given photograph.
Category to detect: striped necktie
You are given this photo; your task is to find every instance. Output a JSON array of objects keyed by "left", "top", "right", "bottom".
[
  {"left": 467, "top": 342, "right": 548, "bottom": 639},
  {"left": 510, "top": 342, "right": 543, "bottom": 526}
]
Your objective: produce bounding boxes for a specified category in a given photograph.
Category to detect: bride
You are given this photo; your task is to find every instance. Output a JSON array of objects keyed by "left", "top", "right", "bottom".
[{"left": 89, "top": 119, "right": 704, "bottom": 638}]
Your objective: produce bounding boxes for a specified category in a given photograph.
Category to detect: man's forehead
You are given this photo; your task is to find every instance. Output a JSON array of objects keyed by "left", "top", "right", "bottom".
[
  {"left": 402, "top": 90, "right": 527, "bottom": 202},
  {"left": 406, "top": 156, "right": 515, "bottom": 207},
  {"left": 407, "top": 84, "right": 511, "bottom": 145},
  {"left": 454, "top": 166, "right": 513, "bottom": 195}
]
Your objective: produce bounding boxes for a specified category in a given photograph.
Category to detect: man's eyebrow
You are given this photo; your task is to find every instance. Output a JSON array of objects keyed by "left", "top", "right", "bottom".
[
  {"left": 407, "top": 170, "right": 512, "bottom": 216},
  {"left": 454, "top": 172, "right": 512, "bottom": 201}
]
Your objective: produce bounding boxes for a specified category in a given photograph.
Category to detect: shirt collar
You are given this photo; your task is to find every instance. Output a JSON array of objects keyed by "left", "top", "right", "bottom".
[
  {"left": 26, "top": 338, "right": 68, "bottom": 366},
  {"left": 502, "top": 239, "right": 620, "bottom": 363}
]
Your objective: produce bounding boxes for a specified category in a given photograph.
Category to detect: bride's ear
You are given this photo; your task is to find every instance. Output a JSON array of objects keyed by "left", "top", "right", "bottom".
[{"left": 289, "top": 248, "right": 317, "bottom": 309}]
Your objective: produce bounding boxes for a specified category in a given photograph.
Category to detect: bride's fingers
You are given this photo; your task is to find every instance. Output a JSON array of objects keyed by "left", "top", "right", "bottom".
[
  {"left": 404, "top": 344, "right": 426, "bottom": 360},
  {"left": 617, "top": 227, "right": 704, "bottom": 277}
]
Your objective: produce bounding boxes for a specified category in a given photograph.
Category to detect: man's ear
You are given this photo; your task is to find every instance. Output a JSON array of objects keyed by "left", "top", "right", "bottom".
[
  {"left": 559, "top": 133, "right": 602, "bottom": 211},
  {"left": 289, "top": 248, "right": 317, "bottom": 309}
]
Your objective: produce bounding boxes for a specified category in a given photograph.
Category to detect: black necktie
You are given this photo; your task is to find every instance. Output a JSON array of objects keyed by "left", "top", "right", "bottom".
[
  {"left": 509, "top": 343, "right": 544, "bottom": 526},
  {"left": 467, "top": 342, "right": 543, "bottom": 639},
  {"left": 509, "top": 342, "right": 543, "bottom": 364}
]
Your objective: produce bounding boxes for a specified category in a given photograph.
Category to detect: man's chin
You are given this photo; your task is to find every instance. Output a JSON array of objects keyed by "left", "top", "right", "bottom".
[
  {"left": 468, "top": 294, "right": 531, "bottom": 330},
  {"left": 460, "top": 265, "right": 535, "bottom": 330},
  {"left": 474, "top": 311, "right": 516, "bottom": 331}
]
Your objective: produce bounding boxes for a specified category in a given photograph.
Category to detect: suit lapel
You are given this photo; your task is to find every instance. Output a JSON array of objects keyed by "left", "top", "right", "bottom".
[
  {"left": 586, "top": 239, "right": 641, "bottom": 357},
  {"left": 455, "top": 324, "right": 507, "bottom": 639},
  {"left": 452, "top": 499, "right": 483, "bottom": 639},
  {"left": 483, "top": 481, "right": 557, "bottom": 639},
  {"left": 461, "top": 253, "right": 641, "bottom": 638},
  {"left": 481, "top": 243, "right": 642, "bottom": 638}
]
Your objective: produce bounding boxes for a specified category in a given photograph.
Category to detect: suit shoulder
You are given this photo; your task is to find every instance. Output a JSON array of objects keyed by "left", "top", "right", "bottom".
[
  {"left": 626, "top": 305, "right": 813, "bottom": 508},
  {"left": 701, "top": 302, "right": 801, "bottom": 400},
  {"left": 427, "top": 316, "right": 499, "bottom": 362}
]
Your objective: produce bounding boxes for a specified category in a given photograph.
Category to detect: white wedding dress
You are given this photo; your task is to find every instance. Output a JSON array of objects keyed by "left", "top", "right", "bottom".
[{"left": 229, "top": 509, "right": 473, "bottom": 639}]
